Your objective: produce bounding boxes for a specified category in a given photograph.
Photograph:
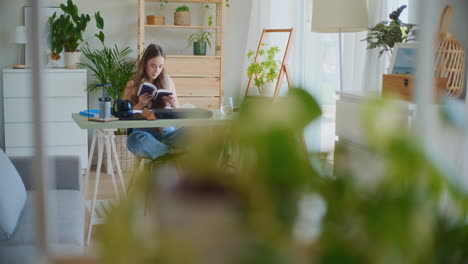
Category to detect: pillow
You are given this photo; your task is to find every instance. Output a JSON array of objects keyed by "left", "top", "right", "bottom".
[{"left": 0, "top": 149, "right": 27, "bottom": 240}]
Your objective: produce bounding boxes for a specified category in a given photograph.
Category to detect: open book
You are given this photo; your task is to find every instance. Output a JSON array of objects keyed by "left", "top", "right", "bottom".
[{"left": 137, "top": 82, "right": 173, "bottom": 101}]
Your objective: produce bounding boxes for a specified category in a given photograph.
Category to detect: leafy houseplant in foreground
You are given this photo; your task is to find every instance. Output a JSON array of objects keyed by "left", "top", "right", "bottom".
[
  {"left": 363, "top": 5, "right": 414, "bottom": 56},
  {"left": 247, "top": 44, "right": 281, "bottom": 96},
  {"left": 97, "top": 89, "right": 468, "bottom": 263}
]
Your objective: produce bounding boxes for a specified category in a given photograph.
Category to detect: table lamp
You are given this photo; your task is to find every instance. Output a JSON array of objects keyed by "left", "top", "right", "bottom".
[
  {"left": 12, "top": 25, "right": 28, "bottom": 69},
  {"left": 311, "top": 0, "right": 369, "bottom": 92}
]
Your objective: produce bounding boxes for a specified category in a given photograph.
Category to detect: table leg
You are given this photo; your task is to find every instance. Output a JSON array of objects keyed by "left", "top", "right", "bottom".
[
  {"left": 86, "top": 131, "right": 105, "bottom": 245},
  {"left": 103, "top": 130, "right": 120, "bottom": 201},
  {"left": 110, "top": 133, "right": 126, "bottom": 196},
  {"left": 83, "top": 130, "right": 97, "bottom": 197}
]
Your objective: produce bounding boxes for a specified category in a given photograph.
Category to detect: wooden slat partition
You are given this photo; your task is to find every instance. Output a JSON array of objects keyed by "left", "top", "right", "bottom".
[
  {"left": 179, "top": 97, "right": 220, "bottom": 109},
  {"left": 173, "top": 78, "right": 220, "bottom": 96},
  {"left": 166, "top": 56, "right": 221, "bottom": 77}
]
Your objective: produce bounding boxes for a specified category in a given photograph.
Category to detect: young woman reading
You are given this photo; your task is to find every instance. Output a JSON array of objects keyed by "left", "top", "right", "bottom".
[{"left": 123, "top": 44, "right": 185, "bottom": 159}]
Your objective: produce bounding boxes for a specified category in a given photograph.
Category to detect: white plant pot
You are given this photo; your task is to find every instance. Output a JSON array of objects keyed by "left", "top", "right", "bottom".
[
  {"left": 48, "top": 58, "right": 62, "bottom": 68},
  {"left": 261, "top": 82, "right": 276, "bottom": 97},
  {"left": 64, "top": 51, "right": 80, "bottom": 69}
]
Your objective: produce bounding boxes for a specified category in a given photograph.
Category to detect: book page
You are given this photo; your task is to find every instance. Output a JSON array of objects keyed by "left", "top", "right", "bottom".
[
  {"left": 154, "top": 89, "right": 173, "bottom": 101},
  {"left": 138, "top": 82, "right": 157, "bottom": 98}
]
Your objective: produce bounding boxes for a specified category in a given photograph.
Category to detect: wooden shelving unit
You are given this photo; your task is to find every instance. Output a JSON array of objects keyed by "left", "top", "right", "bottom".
[{"left": 138, "top": 0, "right": 226, "bottom": 109}]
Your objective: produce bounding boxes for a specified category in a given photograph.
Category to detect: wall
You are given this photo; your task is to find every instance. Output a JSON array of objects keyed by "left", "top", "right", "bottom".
[
  {"left": 0, "top": 0, "right": 30, "bottom": 149},
  {"left": 0, "top": 0, "right": 251, "bottom": 149}
]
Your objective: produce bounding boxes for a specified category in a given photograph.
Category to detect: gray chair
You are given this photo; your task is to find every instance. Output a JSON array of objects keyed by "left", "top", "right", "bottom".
[{"left": 0, "top": 156, "right": 85, "bottom": 264}]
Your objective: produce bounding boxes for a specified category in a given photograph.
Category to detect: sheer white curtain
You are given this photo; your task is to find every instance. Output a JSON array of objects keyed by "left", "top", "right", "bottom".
[
  {"left": 360, "top": 0, "right": 409, "bottom": 93},
  {"left": 302, "top": 0, "right": 409, "bottom": 151},
  {"left": 240, "top": 0, "right": 319, "bottom": 149},
  {"left": 305, "top": 0, "right": 410, "bottom": 97},
  {"left": 240, "top": 0, "right": 409, "bottom": 151}
]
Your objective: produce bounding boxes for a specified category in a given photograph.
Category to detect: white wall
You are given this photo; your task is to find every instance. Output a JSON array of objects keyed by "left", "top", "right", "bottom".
[
  {"left": 0, "top": 0, "right": 30, "bottom": 149},
  {"left": 0, "top": 0, "right": 251, "bottom": 149}
]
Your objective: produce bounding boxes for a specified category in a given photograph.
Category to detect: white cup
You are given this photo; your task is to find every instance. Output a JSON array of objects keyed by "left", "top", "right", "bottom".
[{"left": 99, "top": 101, "right": 111, "bottom": 120}]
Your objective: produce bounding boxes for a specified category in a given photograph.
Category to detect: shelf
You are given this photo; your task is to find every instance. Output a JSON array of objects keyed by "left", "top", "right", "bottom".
[
  {"left": 145, "top": 25, "right": 219, "bottom": 30},
  {"left": 146, "top": 0, "right": 222, "bottom": 3},
  {"left": 139, "top": 0, "right": 225, "bottom": 108}
]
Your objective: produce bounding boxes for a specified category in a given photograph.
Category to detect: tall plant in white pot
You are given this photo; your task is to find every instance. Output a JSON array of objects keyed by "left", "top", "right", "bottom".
[
  {"left": 247, "top": 44, "right": 281, "bottom": 97},
  {"left": 49, "top": 0, "right": 105, "bottom": 69}
]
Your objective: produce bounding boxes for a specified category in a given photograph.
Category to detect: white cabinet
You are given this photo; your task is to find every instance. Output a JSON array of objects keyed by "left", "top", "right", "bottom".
[
  {"left": 335, "top": 91, "right": 412, "bottom": 146},
  {"left": 2, "top": 69, "right": 88, "bottom": 169},
  {"left": 335, "top": 91, "right": 468, "bottom": 189}
]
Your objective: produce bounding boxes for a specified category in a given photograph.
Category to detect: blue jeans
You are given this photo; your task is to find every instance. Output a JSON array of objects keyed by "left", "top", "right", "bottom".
[{"left": 126, "top": 127, "right": 185, "bottom": 159}]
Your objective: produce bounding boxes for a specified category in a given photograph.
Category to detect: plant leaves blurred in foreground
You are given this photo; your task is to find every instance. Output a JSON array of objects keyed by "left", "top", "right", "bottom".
[{"left": 98, "top": 89, "right": 468, "bottom": 264}]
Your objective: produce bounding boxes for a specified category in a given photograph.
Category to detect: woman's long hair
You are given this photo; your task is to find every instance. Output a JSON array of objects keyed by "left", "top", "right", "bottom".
[{"left": 132, "top": 44, "right": 168, "bottom": 108}]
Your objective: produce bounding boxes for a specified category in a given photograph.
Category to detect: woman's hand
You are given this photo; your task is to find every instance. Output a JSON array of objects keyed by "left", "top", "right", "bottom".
[
  {"left": 162, "top": 95, "right": 176, "bottom": 108},
  {"left": 137, "top": 93, "right": 153, "bottom": 109}
]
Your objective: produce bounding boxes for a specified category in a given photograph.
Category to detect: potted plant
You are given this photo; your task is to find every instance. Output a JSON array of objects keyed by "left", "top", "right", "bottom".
[
  {"left": 363, "top": 5, "right": 414, "bottom": 56},
  {"left": 80, "top": 44, "right": 136, "bottom": 103},
  {"left": 47, "top": 13, "right": 64, "bottom": 62},
  {"left": 188, "top": 31, "right": 213, "bottom": 56},
  {"left": 147, "top": 0, "right": 168, "bottom": 25},
  {"left": 246, "top": 44, "right": 281, "bottom": 97},
  {"left": 80, "top": 44, "right": 137, "bottom": 172},
  {"left": 48, "top": 0, "right": 104, "bottom": 69},
  {"left": 174, "top": 5, "right": 191, "bottom": 26}
]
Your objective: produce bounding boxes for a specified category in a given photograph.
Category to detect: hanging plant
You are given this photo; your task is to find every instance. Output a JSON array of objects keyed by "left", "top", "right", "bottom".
[{"left": 159, "top": 0, "right": 168, "bottom": 14}]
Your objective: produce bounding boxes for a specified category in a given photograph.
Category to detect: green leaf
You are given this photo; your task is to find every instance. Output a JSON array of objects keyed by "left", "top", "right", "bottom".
[
  {"left": 245, "top": 44, "right": 281, "bottom": 88},
  {"left": 95, "top": 31, "right": 105, "bottom": 44},
  {"left": 175, "top": 5, "right": 190, "bottom": 12},
  {"left": 95, "top": 11, "right": 104, "bottom": 29}
]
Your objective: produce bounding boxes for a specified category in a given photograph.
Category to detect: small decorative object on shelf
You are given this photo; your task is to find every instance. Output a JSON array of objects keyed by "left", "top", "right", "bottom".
[
  {"left": 434, "top": 5, "right": 465, "bottom": 97},
  {"left": 363, "top": 5, "right": 414, "bottom": 57},
  {"left": 147, "top": 0, "right": 168, "bottom": 25},
  {"left": 174, "top": 5, "right": 191, "bottom": 26},
  {"left": 188, "top": 31, "right": 213, "bottom": 55},
  {"left": 147, "top": 15, "right": 164, "bottom": 25}
]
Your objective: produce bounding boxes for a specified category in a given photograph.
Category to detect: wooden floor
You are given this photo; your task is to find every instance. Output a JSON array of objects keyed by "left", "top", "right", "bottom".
[
  {"left": 84, "top": 168, "right": 133, "bottom": 201},
  {"left": 83, "top": 167, "right": 134, "bottom": 246}
]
